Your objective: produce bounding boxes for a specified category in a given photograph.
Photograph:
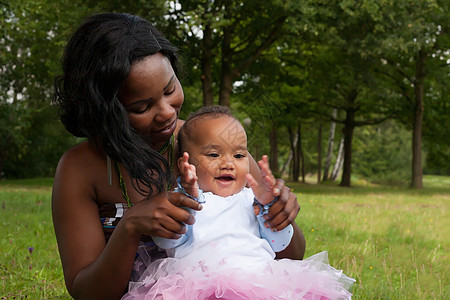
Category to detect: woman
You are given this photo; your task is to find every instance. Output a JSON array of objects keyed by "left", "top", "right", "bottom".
[{"left": 52, "top": 12, "right": 305, "bottom": 299}]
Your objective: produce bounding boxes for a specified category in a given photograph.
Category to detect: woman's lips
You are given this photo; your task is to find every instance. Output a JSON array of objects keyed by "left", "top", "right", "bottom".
[{"left": 154, "top": 120, "right": 176, "bottom": 137}]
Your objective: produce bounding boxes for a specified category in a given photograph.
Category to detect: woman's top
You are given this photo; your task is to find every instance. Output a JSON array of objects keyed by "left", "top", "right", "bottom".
[{"left": 99, "top": 159, "right": 167, "bottom": 272}]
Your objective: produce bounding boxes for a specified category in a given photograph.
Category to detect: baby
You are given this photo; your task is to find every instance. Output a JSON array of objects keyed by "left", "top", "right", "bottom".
[
  {"left": 151, "top": 105, "right": 293, "bottom": 252},
  {"left": 124, "top": 106, "right": 354, "bottom": 299}
]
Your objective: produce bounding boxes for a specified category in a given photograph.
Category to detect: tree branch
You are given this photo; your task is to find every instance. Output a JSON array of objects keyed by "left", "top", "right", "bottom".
[{"left": 235, "top": 16, "right": 287, "bottom": 74}]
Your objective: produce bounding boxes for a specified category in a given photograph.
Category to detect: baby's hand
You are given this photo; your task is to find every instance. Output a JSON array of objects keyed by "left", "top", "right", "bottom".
[
  {"left": 178, "top": 152, "right": 200, "bottom": 199},
  {"left": 246, "top": 155, "right": 276, "bottom": 205}
]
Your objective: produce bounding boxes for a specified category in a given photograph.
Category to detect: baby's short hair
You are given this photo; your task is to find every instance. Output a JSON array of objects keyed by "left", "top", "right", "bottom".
[{"left": 177, "top": 105, "right": 235, "bottom": 157}]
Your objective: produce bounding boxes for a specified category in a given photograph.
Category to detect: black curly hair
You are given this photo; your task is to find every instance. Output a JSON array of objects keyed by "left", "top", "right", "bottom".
[
  {"left": 54, "top": 13, "right": 178, "bottom": 196},
  {"left": 177, "top": 105, "right": 236, "bottom": 157}
]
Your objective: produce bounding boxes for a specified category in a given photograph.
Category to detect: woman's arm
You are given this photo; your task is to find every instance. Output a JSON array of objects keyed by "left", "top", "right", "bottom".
[
  {"left": 52, "top": 147, "right": 201, "bottom": 299},
  {"left": 275, "top": 218, "right": 306, "bottom": 260},
  {"left": 248, "top": 153, "right": 306, "bottom": 260}
]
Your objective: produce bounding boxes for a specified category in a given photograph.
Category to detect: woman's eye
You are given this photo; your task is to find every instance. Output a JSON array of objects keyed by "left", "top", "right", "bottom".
[
  {"left": 133, "top": 105, "right": 150, "bottom": 114},
  {"left": 164, "top": 85, "right": 176, "bottom": 95}
]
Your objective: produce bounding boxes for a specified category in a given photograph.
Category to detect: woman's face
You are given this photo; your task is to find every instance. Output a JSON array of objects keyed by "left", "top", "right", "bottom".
[{"left": 118, "top": 53, "right": 184, "bottom": 149}]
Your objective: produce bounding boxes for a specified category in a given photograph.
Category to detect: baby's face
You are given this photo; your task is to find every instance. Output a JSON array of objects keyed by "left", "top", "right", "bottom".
[{"left": 185, "top": 116, "right": 249, "bottom": 197}]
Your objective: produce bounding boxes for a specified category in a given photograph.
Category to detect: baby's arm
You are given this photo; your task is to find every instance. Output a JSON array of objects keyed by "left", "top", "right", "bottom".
[
  {"left": 247, "top": 155, "right": 294, "bottom": 252},
  {"left": 151, "top": 153, "right": 202, "bottom": 249}
]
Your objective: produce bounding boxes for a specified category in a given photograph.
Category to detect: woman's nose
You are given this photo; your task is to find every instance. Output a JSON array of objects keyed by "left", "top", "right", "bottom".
[{"left": 154, "top": 101, "right": 175, "bottom": 123}]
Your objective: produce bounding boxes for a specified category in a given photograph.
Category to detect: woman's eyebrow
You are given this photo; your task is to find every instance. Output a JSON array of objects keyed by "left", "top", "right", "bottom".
[
  {"left": 163, "top": 75, "right": 175, "bottom": 91},
  {"left": 124, "top": 75, "right": 175, "bottom": 108}
]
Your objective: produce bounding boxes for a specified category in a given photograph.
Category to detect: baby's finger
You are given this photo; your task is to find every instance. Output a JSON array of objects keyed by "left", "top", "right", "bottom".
[
  {"left": 183, "top": 152, "right": 190, "bottom": 162},
  {"left": 263, "top": 174, "right": 276, "bottom": 190},
  {"left": 246, "top": 173, "right": 259, "bottom": 190},
  {"left": 257, "top": 155, "right": 269, "bottom": 177}
]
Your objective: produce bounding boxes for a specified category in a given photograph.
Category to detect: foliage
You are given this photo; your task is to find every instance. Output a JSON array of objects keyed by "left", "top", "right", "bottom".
[
  {"left": 0, "top": 0, "right": 448, "bottom": 183},
  {"left": 0, "top": 0, "right": 87, "bottom": 178},
  {"left": 352, "top": 120, "right": 412, "bottom": 185},
  {"left": 422, "top": 68, "right": 450, "bottom": 175}
]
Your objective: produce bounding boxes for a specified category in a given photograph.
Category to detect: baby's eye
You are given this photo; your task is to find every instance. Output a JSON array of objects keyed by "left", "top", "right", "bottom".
[
  {"left": 234, "top": 153, "right": 245, "bottom": 159},
  {"left": 207, "top": 153, "right": 219, "bottom": 158}
]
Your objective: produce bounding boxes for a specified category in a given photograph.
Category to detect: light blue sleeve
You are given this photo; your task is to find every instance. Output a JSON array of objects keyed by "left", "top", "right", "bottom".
[
  {"left": 255, "top": 198, "right": 294, "bottom": 252},
  {"left": 151, "top": 178, "right": 204, "bottom": 250}
]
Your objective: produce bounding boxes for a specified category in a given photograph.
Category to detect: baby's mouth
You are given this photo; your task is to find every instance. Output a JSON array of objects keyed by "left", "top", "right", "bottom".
[{"left": 215, "top": 175, "right": 235, "bottom": 182}]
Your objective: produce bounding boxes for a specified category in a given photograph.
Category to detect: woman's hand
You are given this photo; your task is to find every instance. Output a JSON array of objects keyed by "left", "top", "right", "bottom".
[
  {"left": 123, "top": 190, "right": 203, "bottom": 240},
  {"left": 262, "top": 179, "right": 300, "bottom": 232}
]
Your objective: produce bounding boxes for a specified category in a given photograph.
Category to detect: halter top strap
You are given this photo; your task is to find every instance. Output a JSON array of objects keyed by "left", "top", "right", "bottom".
[{"left": 106, "top": 155, "right": 132, "bottom": 207}]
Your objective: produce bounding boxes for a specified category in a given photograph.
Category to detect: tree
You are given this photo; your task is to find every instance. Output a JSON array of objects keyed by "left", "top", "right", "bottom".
[
  {"left": 0, "top": 0, "right": 88, "bottom": 177},
  {"left": 292, "top": 0, "right": 397, "bottom": 187},
  {"left": 164, "top": 0, "right": 292, "bottom": 107},
  {"left": 369, "top": 0, "right": 449, "bottom": 187}
]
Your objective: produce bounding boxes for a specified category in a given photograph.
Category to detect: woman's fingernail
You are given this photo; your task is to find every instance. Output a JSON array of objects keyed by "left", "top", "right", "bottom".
[
  {"left": 272, "top": 228, "right": 277, "bottom": 232},
  {"left": 264, "top": 223, "right": 270, "bottom": 229},
  {"left": 274, "top": 188, "right": 280, "bottom": 195}
]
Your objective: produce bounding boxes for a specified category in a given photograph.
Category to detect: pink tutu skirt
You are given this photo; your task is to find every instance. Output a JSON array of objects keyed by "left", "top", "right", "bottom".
[{"left": 122, "top": 251, "right": 355, "bottom": 300}]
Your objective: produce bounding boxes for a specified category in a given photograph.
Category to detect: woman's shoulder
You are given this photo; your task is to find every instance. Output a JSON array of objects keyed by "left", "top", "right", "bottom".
[
  {"left": 60, "top": 139, "right": 102, "bottom": 161},
  {"left": 55, "top": 140, "right": 105, "bottom": 180}
]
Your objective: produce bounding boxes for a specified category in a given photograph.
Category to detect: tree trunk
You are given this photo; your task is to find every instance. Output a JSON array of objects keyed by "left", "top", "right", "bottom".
[
  {"left": 218, "top": 9, "right": 234, "bottom": 107},
  {"left": 323, "top": 109, "right": 337, "bottom": 182},
  {"left": 281, "top": 133, "right": 296, "bottom": 178},
  {"left": 331, "top": 137, "right": 344, "bottom": 181},
  {"left": 218, "top": 70, "right": 234, "bottom": 107},
  {"left": 340, "top": 109, "right": 355, "bottom": 187},
  {"left": 298, "top": 122, "right": 305, "bottom": 183},
  {"left": 269, "top": 124, "right": 279, "bottom": 175},
  {"left": 288, "top": 125, "right": 299, "bottom": 182},
  {"left": 411, "top": 49, "right": 425, "bottom": 188},
  {"left": 317, "top": 124, "right": 322, "bottom": 184},
  {"left": 201, "top": 24, "right": 214, "bottom": 106}
]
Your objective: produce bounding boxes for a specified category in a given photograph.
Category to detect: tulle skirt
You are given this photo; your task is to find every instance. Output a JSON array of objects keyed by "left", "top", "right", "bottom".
[{"left": 122, "top": 251, "right": 355, "bottom": 300}]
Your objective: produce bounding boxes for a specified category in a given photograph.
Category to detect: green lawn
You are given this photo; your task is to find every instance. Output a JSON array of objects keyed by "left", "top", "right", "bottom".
[{"left": 0, "top": 175, "right": 448, "bottom": 299}]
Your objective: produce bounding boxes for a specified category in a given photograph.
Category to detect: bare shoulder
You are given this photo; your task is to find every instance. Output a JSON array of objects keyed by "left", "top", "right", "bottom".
[
  {"left": 53, "top": 141, "right": 103, "bottom": 202},
  {"left": 57, "top": 141, "right": 101, "bottom": 170}
]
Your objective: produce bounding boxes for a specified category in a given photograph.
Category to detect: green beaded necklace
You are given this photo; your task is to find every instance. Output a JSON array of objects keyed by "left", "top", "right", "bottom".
[{"left": 114, "top": 133, "right": 176, "bottom": 207}]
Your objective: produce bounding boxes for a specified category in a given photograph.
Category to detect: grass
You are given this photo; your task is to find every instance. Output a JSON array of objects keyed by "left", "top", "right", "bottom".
[
  {"left": 0, "top": 175, "right": 448, "bottom": 299},
  {"left": 293, "top": 175, "right": 449, "bottom": 299},
  {"left": 0, "top": 178, "right": 69, "bottom": 299}
]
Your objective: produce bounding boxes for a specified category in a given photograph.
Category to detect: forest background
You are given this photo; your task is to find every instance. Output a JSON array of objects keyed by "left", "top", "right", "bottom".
[{"left": 1, "top": 0, "right": 449, "bottom": 187}]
